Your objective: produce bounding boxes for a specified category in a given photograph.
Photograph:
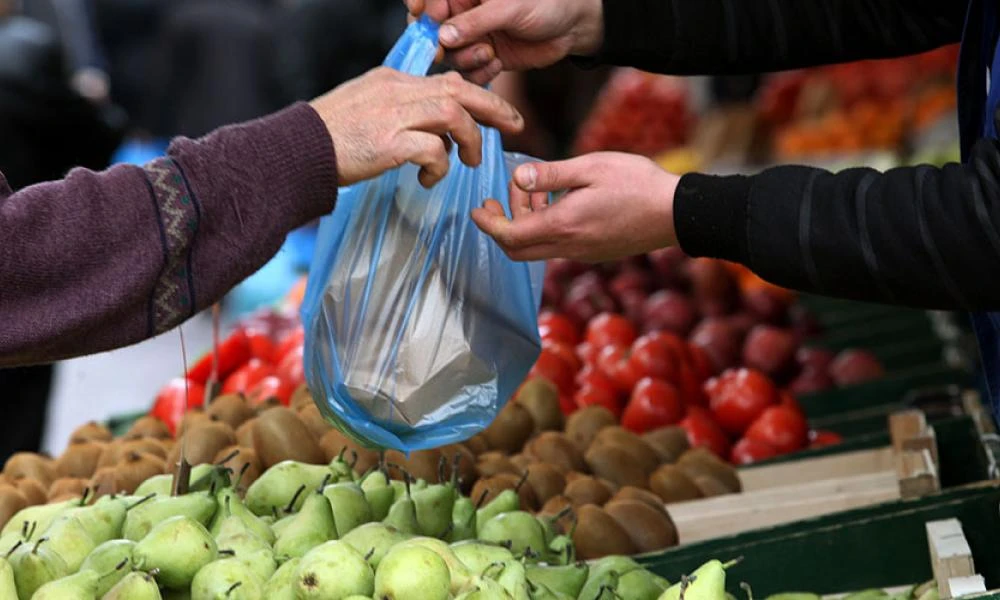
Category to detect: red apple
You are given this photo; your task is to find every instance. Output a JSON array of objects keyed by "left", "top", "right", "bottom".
[
  {"left": 618, "top": 290, "right": 648, "bottom": 329},
  {"left": 742, "top": 325, "right": 798, "bottom": 377},
  {"left": 786, "top": 365, "right": 835, "bottom": 395},
  {"left": 829, "top": 350, "right": 885, "bottom": 387},
  {"left": 642, "top": 290, "right": 698, "bottom": 336},
  {"left": 689, "top": 318, "right": 742, "bottom": 373},
  {"left": 687, "top": 259, "right": 738, "bottom": 317},
  {"left": 646, "top": 247, "right": 689, "bottom": 289},
  {"left": 742, "top": 286, "right": 792, "bottom": 324},
  {"left": 795, "top": 347, "right": 836, "bottom": 371}
]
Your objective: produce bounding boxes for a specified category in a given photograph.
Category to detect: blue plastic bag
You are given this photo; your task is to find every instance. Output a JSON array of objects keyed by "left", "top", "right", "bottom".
[{"left": 300, "top": 16, "right": 545, "bottom": 452}]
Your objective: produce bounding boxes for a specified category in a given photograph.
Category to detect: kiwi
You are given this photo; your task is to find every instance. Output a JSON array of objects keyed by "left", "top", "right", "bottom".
[
  {"left": 120, "top": 439, "right": 168, "bottom": 460},
  {"left": 584, "top": 442, "right": 650, "bottom": 488},
  {"left": 691, "top": 474, "right": 732, "bottom": 498},
  {"left": 470, "top": 475, "right": 518, "bottom": 509},
  {"left": 563, "top": 471, "right": 587, "bottom": 483},
  {"left": 88, "top": 467, "right": 120, "bottom": 499},
  {"left": 205, "top": 393, "right": 255, "bottom": 429},
  {"left": 296, "top": 404, "right": 332, "bottom": 442},
  {"left": 214, "top": 446, "right": 263, "bottom": 489},
  {"left": 590, "top": 428, "right": 661, "bottom": 475},
  {"left": 254, "top": 398, "right": 283, "bottom": 415},
  {"left": 524, "top": 432, "right": 586, "bottom": 473},
  {"left": 385, "top": 449, "right": 442, "bottom": 484},
  {"left": 438, "top": 444, "right": 477, "bottom": 493},
  {"left": 47, "top": 478, "right": 87, "bottom": 502},
  {"left": 289, "top": 383, "right": 313, "bottom": 412},
  {"left": 538, "top": 495, "right": 575, "bottom": 532},
  {"left": 482, "top": 401, "right": 535, "bottom": 454},
  {"left": 642, "top": 426, "right": 691, "bottom": 463},
  {"left": 475, "top": 453, "right": 520, "bottom": 479},
  {"left": 603, "top": 499, "right": 678, "bottom": 552},
  {"left": 96, "top": 442, "right": 125, "bottom": 469},
  {"left": 648, "top": 464, "right": 702, "bottom": 503},
  {"left": 0, "top": 485, "right": 28, "bottom": 530},
  {"left": 572, "top": 504, "right": 637, "bottom": 560},
  {"left": 677, "top": 448, "right": 742, "bottom": 492},
  {"left": 235, "top": 418, "right": 257, "bottom": 448},
  {"left": 124, "top": 416, "right": 172, "bottom": 441},
  {"left": 514, "top": 379, "right": 563, "bottom": 433},
  {"left": 3, "top": 453, "right": 56, "bottom": 486},
  {"left": 68, "top": 421, "right": 113, "bottom": 445},
  {"left": 318, "top": 429, "right": 379, "bottom": 475},
  {"left": 116, "top": 452, "right": 168, "bottom": 494},
  {"left": 177, "top": 411, "right": 213, "bottom": 437},
  {"left": 464, "top": 434, "right": 490, "bottom": 455},
  {"left": 168, "top": 421, "right": 237, "bottom": 467},
  {"left": 563, "top": 476, "right": 612, "bottom": 507},
  {"left": 251, "top": 407, "right": 325, "bottom": 468},
  {"left": 56, "top": 442, "right": 106, "bottom": 479},
  {"left": 509, "top": 454, "right": 534, "bottom": 471},
  {"left": 15, "top": 479, "right": 46, "bottom": 506},
  {"left": 611, "top": 486, "right": 670, "bottom": 516},
  {"left": 523, "top": 463, "right": 567, "bottom": 504},
  {"left": 565, "top": 406, "right": 617, "bottom": 451}
]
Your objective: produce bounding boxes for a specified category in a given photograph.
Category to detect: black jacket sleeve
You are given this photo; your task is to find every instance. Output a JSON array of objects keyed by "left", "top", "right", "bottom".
[
  {"left": 596, "top": 0, "right": 966, "bottom": 74},
  {"left": 675, "top": 139, "right": 1000, "bottom": 311}
]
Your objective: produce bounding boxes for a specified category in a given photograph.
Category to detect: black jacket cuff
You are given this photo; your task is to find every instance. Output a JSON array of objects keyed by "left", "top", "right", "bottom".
[{"left": 674, "top": 172, "right": 751, "bottom": 264}]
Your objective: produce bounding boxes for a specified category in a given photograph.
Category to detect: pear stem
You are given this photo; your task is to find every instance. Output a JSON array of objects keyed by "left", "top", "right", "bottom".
[
  {"left": 474, "top": 489, "right": 489, "bottom": 510},
  {"left": 679, "top": 574, "right": 696, "bottom": 600},
  {"left": 514, "top": 470, "right": 529, "bottom": 493},
  {"left": 338, "top": 446, "right": 348, "bottom": 462},
  {"left": 5, "top": 541, "right": 22, "bottom": 559},
  {"left": 317, "top": 473, "right": 333, "bottom": 493},
  {"left": 364, "top": 548, "right": 375, "bottom": 562},
  {"left": 218, "top": 549, "right": 237, "bottom": 557},
  {"left": 31, "top": 537, "right": 48, "bottom": 554},
  {"left": 741, "top": 582, "right": 754, "bottom": 600},
  {"left": 19, "top": 521, "right": 27, "bottom": 539},
  {"left": 451, "top": 453, "right": 462, "bottom": 489},
  {"left": 723, "top": 557, "right": 745, "bottom": 570},
  {"left": 225, "top": 582, "right": 242, "bottom": 596},
  {"left": 234, "top": 462, "right": 251, "bottom": 490},
  {"left": 348, "top": 450, "right": 359, "bottom": 471},
  {"left": 438, "top": 455, "right": 448, "bottom": 484},
  {"left": 128, "top": 493, "right": 156, "bottom": 511},
  {"left": 27, "top": 521, "right": 37, "bottom": 541},
  {"left": 215, "top": 449, "right": 240, "bottom": 467},
  {"left": 284, "top": 485, "right": 307, "bottom": 514},
  {"left": 79, "top": 487, "right": 92, "bottom": 506}
]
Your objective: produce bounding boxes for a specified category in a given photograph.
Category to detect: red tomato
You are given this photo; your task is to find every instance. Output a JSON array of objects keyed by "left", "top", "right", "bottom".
[
  {"left": 730, "top": 438, "right": 779, "bottom": 465},
  {"left": 559, "top": 394, "right": 579, "bottom": 417},
  {"left": 677, "top": 368, "right": 708, "bottom": 408},
  {"left": 247, "top": 376, "right": 294, "bottom": 406},
  {"left": 745, "top": 406, "right": 809, "bottom": 454},
  {"left": 686, "top": 343, "right": 716, "bottom": 381},
  {"left": 151, "top": 378, "right": 206, "bottom": 436},
  {"left": 576, "top": 364, "right": 620, "bottom": 399},
  {"left": 576, "top": 342, "right": 600, "bottom": 365},
  {"left": 706, "top": 368, "right": 780, "bottom": 436},
  {"left": 574, "top": 384, "right": 622, "bottom": 418},
  {"left": 222, "top": 359, "right": 276, "bottom": 395},
  {"left": 808, "top": 430, "right": 844, "bottom": 449},
  {"left": 186, "top": 329, "right": 251, "bottom": 384},
  {"left": 622, "top": 378, "right": 685, "bottom": 433},
  {"left": 642, "top": 330, "right": 690, "bottom": 364},
  {"left": 680, "top": 406, "right": 731, "bottom": 459},
  {"left": 542, "top": 339, "right": 582, "bottom": 373},
  {"left": 273, "top": 327, "right": 305, "bottom": 364},
  {"left": 596, "top": 346, "right": 644, "bottom": 393},
  {"left": 529, "top": 348, "right": 577, "bottom": 396},
  {"left": 277, "top": 345, "right": 306, "bottom": 389},
  {"left": 585, "top": 313, "right": 637, "bottom": 349},
  {"left": 244, "top": 327, "right": 276, "bottom": 362},
  {"left": 539, "top": 312, "right": 581, "bottom": 346},
  {"left": 629, "top": 335, "right": 678, "bottom": 382}
]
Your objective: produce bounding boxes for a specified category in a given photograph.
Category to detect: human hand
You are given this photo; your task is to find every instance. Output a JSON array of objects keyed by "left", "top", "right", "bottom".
[
  {"left": 405, "top": 0, "right": 604, "bottom": 84},
  {"left": 310, "top": 67, "right": 523, "bottom": 188},
  {"left": 471, "top": 152, "right": 680, "bottom": 262}
]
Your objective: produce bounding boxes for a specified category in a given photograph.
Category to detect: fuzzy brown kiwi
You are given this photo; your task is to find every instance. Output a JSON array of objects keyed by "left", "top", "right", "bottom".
[
  {"left": 524, "top": 432, "right": 586, "bottom": 473},
  {"left": 116, "top": 452, "right": 168, "bottom": 494},
  {"left": 235, "top": 418, "right": 257, "bottom": 448},
  {"left": 0, "top": 484, "right": 28, "bottom": 530},
  {"left": 538, "top": 495, "right": 576, "bottom": 533},
  {"left": 296, "top": 404, "right": 332, "bottom": 442},
  {"left": 603, "top": 499, "right": 678, "bottom": 552},
  {"left": 509, "top": 454, "right": 533, "bottom": 471},
  {"left": 469, "top": 475, "right": 518, "bottom": 508},
  {"left": 590, "top": 428, "right": 661, "bottom": 476},
  {"left": 120, "top": 439, "right": 168, "bottom": 460},
  {"left": 214, "top": 446, "right": 263, "bottom": 489},
  {"left": 464, "top": 434, "right": 490, "bottom": 455},
  {"left": 563, "top": 471, "right": 587, "bottom": 483},
  {"left": 96, "top": 441, "right": 125, "bottom": 470},
  {"left": 677, "top": 448, "right": 742, "bottom": 492},
  {"left": 205, "top": 393, "right": 255, "bottom": 429},
  {"left": 563, "top": 476, "right": 613, "bottom": 507},
  {"left": 47, "top": 478, "right": 87, "bottom": 502},
  {"left": 124, "top": 416, "right": 172, "bottom": 441},
  {"left": 251, "top": 407, "right": 325, "bottom": 468},
  {"left": 318, "top": 429, "right": 379, "bottom": 474},
  {"left": 481, "top": 401, "right": 535, "bottom": 454},
  {"left": 168, "top": 421, "right": 237, "bottom": 467},
  {"left": 87, "top": 467, "right": 120, "bottom": 499},
  {"left": 56, "top": 442, "right": 106, "bottom": 479},
  {"left": 68, "top": 421, "right": 113, "bottom": 445},
  {"left": 572, "top": 504, "right": 637, "bottom": 560},
  {"left": 565, "top": 406, "right": 617, "bottom": 451},
  {"left": 514, "top": 379, "right": 563, "bottom": 433},
  {"left": 611, "top": 486, "right": 670, "bottom": 516},
  {"left": 475, "top": 453, "right": 520, "bottom": 479},
  {"left": 254, "top": 398, "right": 283, "bottom": 415},
  {"left": 583, "top": 442, "right": 649, "bottom": 489},
  {"left": 3, "top": 453, "right": 56, "bottom": 486},
  {"left": 648, "top": 464, "right": 703, "bottom": 503},
  {"left": 385, "top": 449, "right": 443, "bottom": 484},
  {"left": 15, "top": 479, "right": 46, "bottom": 506},
  {"left": 642, "top": 426, "right": 691, "bottom": 463},
  {"left": 691, "top": 474, "right": 732, "bottom": 498},
  {"left": 177, "top": 411, "right": 213, "bottom": 438},
  {"left": 522, "top": 463, "right": 567, "bottom": 505},
  {"left": 289, "top": 384, "right": 313, "bottom": 412},
  {"left": 438, "top": 444, "right": 477, "bottom": 493}
]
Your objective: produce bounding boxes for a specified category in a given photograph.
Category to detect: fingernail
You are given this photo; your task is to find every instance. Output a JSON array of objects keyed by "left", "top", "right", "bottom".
[
  {"left": 440, "top": 24, "right": 459, "bottom": 45},
  {"left": 516, "top": 165, "right": 537, "bottom": 191},
  {"left": 475, "top": 47, "right": 491, "bottom": 64}
]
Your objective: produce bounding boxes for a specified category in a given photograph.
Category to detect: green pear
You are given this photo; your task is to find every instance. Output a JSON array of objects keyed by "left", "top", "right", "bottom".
[
  {"left": 765, "top": 594, "right": 821, "bottom": 600},
  {"left": 475, "top": 488, "right": 519, "bottom": 536},
  {"left": 1, "top": 500, "right": 76, "bottom": 540},
  {"left": 132, "top": 516, "right": 218, "bottom": 590},
  {"left": 245, "top": 461, "right": 331, "bottom": 516},
  {"left": 215, "top": 517, "right": 277, "bottom": 582},
  {"left": 546, "top": 532, "right": 575, "bottom": 566},
  {"left": 448, "top": 495, "right": 477, "bottom": 543},
  {"left": 579, "top": 556, "right": 641, "bottom": 600},
  {"left": 30, "top": 569, "right": 100, "bottom": 599},
  {"left": 494, "top": 560, "right": 531, "bottom": 600},
  {"left": 81, "top": 539, "right": 135, "bottom": 596},
  {"left": 0, "top": 531, "right": 26, "bottom": 556},
  {"left": 8, "top": 537, "right": 69, "bottom": 599},
  {"left": 341, "top": 523, "right": 412, "bottom": 569},
  {"left": 390, "top": 479, "right": 428, "bottom": 503},
  {"left": 374, "top": 544, "right": 449, "bottom": 600},
  {"left": 478, "top": 511, "right": 547, "bottom": 557},
  {"left": 191, "top": 557, "right": 265, "bottom": 600},
  {"left": 454, "top": 575, "right": 511, "bottom": 599},
  {"left": 616, "top": 569, "right": 669, "bottom": 600},
  {"left": 211, "top": 489, "right": 275, "bottom": 545},
  {"left": 273, "top": 490, "right": 336, "bottom": 562},
  {"left": 526, "top": 563, "right": 589, "bottom": 598},
  {"left": 262, "top": 557, "right": 299, "bottom": 600},
  {"left": 295, "top": 541, "right": 374, "bottom": 599},
  {"left": 39, "top": 515, "right": 98, "bottom": 571},
  {"left": 103, "top": 570, "right": 162, "bottom": 600},
  {"left": 529, "top": 582, "right": 574, "bottom": 600},
  {"left": 123, "top": 492, "right": 217, "bottom": 541},
  {"left": 136, "top": 465, "right": 215, "bottom": 497},
  {"left": 844, "top": 591, "right": 889, "bottom": 600},
  {"left": 658, "top": 559, "right": 732, "bottom": 600},
  {"left": 382, "top": 481, "right": 420, "bottom": 535},
  {"left": 65, "top": 496, "right": 128, "bottom": 543},
  {"left": 328, "top": 451, "right": 358, "bottom": 483},
  {"left": 450, "top": 540, "right": 515, "bottom": 576},
  {"left": 917, "top": 589, "right": 939, "bottom": 600},
  {"left": 395, "top": 537, "right": 471, "bottom": 594},
  {"left": 411, "top": 483, "right": 456, "bottom": 539},
  {"left": 323, "top": 482, "right": 373, "bottom": 538},
  {"left": 0, "top": 557, "right": 16, "bottom": 599},
  {"left": 270, "top": 513, "right": 296, "bottom": 539},
  {"left": 360, "top": 472, "right": 394, "bottom": 521}
]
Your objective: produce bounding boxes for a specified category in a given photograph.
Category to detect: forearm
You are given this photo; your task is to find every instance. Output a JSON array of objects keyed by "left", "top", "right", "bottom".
[
  {"left": 0, "top": 103, "right": 338, "bottom": 366},
  {"left": 675, "top": 139, "right": 1000, "bottom": 311},
  {"left": 596, "top": 0, "right": 965, "bottom": 75}
]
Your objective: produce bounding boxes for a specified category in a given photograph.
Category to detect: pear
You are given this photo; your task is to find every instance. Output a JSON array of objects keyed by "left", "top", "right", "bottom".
[
  {"left": 765, "top": 595, "right": 822, "bottom": 600},
  {"left": 191, "top": 557, "right": 265, "bottom": 600},
  {"left": 81, "top": 539, "right": 135, "bottom": 596},
  {"left": 526, "top": 563, "right": 589, "bottom": 598},
  {"left": 478, "top": 511, "right": 547, "bottom": 557},
  {"left": 295, "top": 541, "right": 374, "bottom": 599},
  {"left": 448, "top": 494, "right": 477, "bottom": 542},
  {"left": 374, "top": 544, "right": 449, "bottom": 600},
  {"left": 390, "top": 478, "right": 428, "bottom": 503},
  {"left": 262, "top": 557, "right": 299, "bottom": 600},
  {"left": 0, "top": 557, "right": 16, "bottom": 599},
  {"left": 123, "top": 492, "right": 217, "bottom": 541},
  {"left": 1, "top": 500, "right": 75, "bottom": 540},
  {"left": 273, "top": 487, "right": 335, "bottom": 562},
  {"left": 360, "top": 471, "right": 394, "bottom": 521},
  {"left": 616, "top": 568, "right": 669, "bottom": 600},
  {"left": 382, "top": 479, "right": 420, "bottom": 535},
  {"left": 658, "top": 559, "right": 734, "bottom": 600},
  {"left": 134, "top": 474, "right": 174, "bottom": 497},
  {"left": 494, "top": 560, "right": 531, "bottom": 600},
  {"left": 132, "top": 516, "right": 218, "bottom": 590},
  {"left": 395, "top": 537, "right": 471, "bottom": 594},
  {"left": 38, "top": 515, "right": 97, "bottom": 572},
  {"left": 529, "top": 582, "right": 574, "bottom": 600},
  {"left": 214, "top": 513, "right": 277, "bottom": 582},
  {"left": 65, "top": 495, "right": 128, "bottom": 543},
  {"left": 475, "top": 486, "right": 520, "bottom": 536},
  {"left": 579, "top": 556, "right": 641, "bottom": 600},
  {"left": 210, "top": 489, "right": 274, "bottom": 546},
  {"left": 328, "top": 450, "right": 358, "bottom": 483},
  {"left": 412, "top": 483, "right": 456, "bottom": 538},
  {"left": 245, "top": 461, "right": 331, "bottom": 516},
  {"left": 454, "top": 575, "right": 511, "bottom": 599},
  {"left": 450, "top": 540, "right": 515, "bottom": 576},
  {"left": 0, "top": 530, "right": 25, "bottom": 556},
  {"left": 341, "top": 523, "right": 412, "bottom": 569},
  {"left": 8, "top": 537, "right": 69, "bottom": 599},
  {"left": 30, "top": 569, "right": 100, "bottom": 599},
  {"left": 103, "top": 570, "right": 162, "bottom": 600},
  {"left": 270, "top": 513, "right": 296, "bottom": 539},
  {"left": 323, "top": 482, "right": 372, "bottom": 537}
]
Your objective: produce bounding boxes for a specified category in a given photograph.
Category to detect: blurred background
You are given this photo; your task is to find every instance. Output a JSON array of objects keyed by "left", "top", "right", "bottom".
[{"left": 0, "top": 0, "right": 961, "bottom": 460}]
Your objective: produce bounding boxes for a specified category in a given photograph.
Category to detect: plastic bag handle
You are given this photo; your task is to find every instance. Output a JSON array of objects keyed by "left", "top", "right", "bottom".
[{"left": 384, "top": 15, "right": 441, "bottom": 77}]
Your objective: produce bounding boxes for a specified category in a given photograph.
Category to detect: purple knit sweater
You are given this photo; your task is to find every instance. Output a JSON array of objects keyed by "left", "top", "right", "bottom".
[{"left": 0, "top": 102, "right": 338, "bottom": 367}]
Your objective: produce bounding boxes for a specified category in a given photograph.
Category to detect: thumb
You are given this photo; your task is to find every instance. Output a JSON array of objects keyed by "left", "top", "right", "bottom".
[
  {"left": 514, "top": 157, "right": 595, "bottom": 193},
  {"left": 439, "top": 1, "right": 519, "bottom": 47}
]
